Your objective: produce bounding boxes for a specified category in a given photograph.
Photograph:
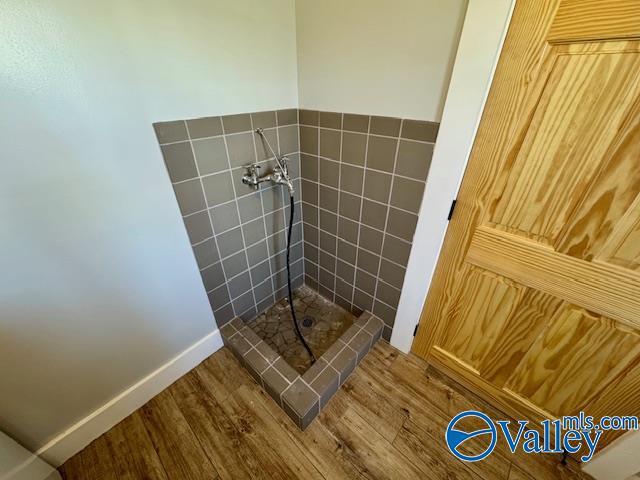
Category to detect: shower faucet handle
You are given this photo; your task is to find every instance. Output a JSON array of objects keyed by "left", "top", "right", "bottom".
[
  {"left": 279, "top": 156, "right": 289, "bottom": 173},
  {"left": 242, "top": 163, "right": 262, "bottom": 189}
]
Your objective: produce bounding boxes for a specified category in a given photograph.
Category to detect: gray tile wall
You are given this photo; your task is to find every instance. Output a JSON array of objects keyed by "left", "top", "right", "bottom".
[
  {"left": 298, "top": 110, "right": 437, "bottom": 340},
  {"left": 154, "top": 109, "right": 303, "bottom": 325},
  {"left": 155, "top": 108, "right": 437, "bottom": 339}
]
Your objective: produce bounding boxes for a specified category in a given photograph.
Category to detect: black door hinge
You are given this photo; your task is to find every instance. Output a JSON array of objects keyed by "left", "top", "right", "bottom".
[
  {"left": 413, "top": 323, "right": 420, "bottom": 337},
  {"left": 447, "top": 199, "right": 457, "bottom": 221}
]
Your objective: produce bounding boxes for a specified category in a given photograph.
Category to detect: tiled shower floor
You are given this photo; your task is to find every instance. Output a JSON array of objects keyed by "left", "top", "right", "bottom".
[
  {"left": 222, "top": 287, "right": 383, "bottom": 429},
  {"left": 246, "top": 285, "right": 355, "bottom": 374}
]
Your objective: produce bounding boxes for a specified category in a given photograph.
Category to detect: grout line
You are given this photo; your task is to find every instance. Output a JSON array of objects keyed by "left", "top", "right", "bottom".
[
  {"left": 191, "top": 234, "right": 216, "bottom": 248},
  {"left": 335, "top": 293, "right": 352, "bottom": 311},
  {"left": 300, "top": 200, "right": 412, "bottom": 245},
  {"left": 236, "top": 305, "right": 257, "bottom": 321},
  {"left": 315, "top": 124, "right": 321, "bottom": 283},
  {"left": 251, "top": 115, "right": 278, "bottom": 307},
  {"left": 192, "top": 201, "right": 298, "bottom": 234},
  {"left": 254, "top": 340, "right": 280, "bottom": 369},
  {"left": 220, "top": 122, "right": 260, "bottom": 317},
  {"left": 159, "top": 126, "right": 281, "bottom": 148},
  {"left": 219, "top": 271, "right": 306, "bottom": 315},
  {"left": 271, "top": 365, "right": 293, "bottom": 388},
  {"left": 293, "top": 123, "right": 304, "bottom": 281},
  {"left": 201, "top": 222, "right": 302, "bottom": 271},
  {"left": 304, "top": 361, "right": 330, "bottom": 386},
  {"left": 249, "top": 275, "right": 273, "bottom": 298},
  {"left": 183, "top": 190, "right": 300, "bottom": 229},
  {"left": 274, "top": 124, "right": 291, "bottom": 286},
  {"left": 181, "top": 205, "right": 211, "bottom": 219},
  {"left": 354, "top": 286, "right": 375, "bottom": 304},
  {"left": 295, "top": 134, "right": 306, "bottom": 282},
  {"left": 160, "top": 110, "right": 436, "bottom": 147},
  {"left": 170, "top": 159, "right": 258, "bottom": 186},
  {"left": 298, "top": 115, "right": 417, "bottom": 324},
  {"left": 173, "top": 161, "right": 301, "bottom": 196},
  {"left": 184, "top": 120, "right": 234, "bottom": 312},
  {"left": 186, "top": 194, "right": 300, "bottom": 249},
  {"left": 280, "top": 374, "right": 321, "bottom": 413},
  {"left": 244, "top": 344, "right": 274, "bottom": 374},
  {"left": 349, "top": 115, "right": 371, "bottom": 309},
  {"left": 172, "top": 110, "right": 429, "bottom": 330},
  {"left": 275, "top": 119, "right": 289, "bottom": 290},
  {"left": 331, "top": 113, "right": 345, "bottom": 305},
  {"left": 326, "top": 330, "right": 363, "bottom": 387},
  {"left": 372, "top": 119, "right": 404, "bottom": 317},
  {"left": 302, "top": 230, "right": 409, "bottom": 281},
  {"left": 310, "top": 153, "right": 427, "bottom": 185},
  {"left": 297, "top": 124, "right": 436, "bottom": 145},
  {"left": 300, "top": 178, "right": 420, "bottom": 217},
  {"left": 304, "top": 256, "right": 402, "bottom": 294},
  {"left": 159, "top": 138, "right": 194, "bottom": 147},
  {"left": 208, "top": 245, "right": 304, "bottom": 291}
]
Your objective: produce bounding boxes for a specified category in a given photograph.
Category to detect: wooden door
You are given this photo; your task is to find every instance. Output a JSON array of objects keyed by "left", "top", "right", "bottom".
[{"left": 413, "top": 0, "right": 640, "bottom": 451}]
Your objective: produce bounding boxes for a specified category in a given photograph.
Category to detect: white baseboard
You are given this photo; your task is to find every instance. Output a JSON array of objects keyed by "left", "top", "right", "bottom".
[
  {"left": 0, "top": 456, "right": 61, "bottom": 480},
  {"left": 0, "top": 431, "right": 61, "bottom": 480},
  {"left": 36, "top": 329, "right": 223, "bottom": 467}
]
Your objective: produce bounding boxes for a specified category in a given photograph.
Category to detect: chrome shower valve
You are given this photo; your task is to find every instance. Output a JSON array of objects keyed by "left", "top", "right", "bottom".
[
  {"left": 242, "top": 163, "right": 262, "bottom": 189},
  {"left": 242, "top": 128, "right": 295, "bottom": 195}
]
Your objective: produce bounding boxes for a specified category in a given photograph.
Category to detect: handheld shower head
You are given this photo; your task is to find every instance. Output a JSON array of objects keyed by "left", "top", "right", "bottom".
[{"left": 255, "top": 128, "right": 294, "bottom": 194}]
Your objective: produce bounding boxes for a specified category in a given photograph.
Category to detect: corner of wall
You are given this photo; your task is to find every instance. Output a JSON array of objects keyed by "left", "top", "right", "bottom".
[{"left": 292, "top": 0, "right": 302, "bottom": 109}]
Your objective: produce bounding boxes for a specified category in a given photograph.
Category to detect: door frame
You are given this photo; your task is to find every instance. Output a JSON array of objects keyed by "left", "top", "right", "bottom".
[{"left": 390, "top": 0, "right": 516, "bottom": 353}]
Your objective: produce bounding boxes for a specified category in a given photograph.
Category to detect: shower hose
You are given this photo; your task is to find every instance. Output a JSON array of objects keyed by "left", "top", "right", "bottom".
[{"left": 286, "top": 194, "right": 317, "bottom": 364}]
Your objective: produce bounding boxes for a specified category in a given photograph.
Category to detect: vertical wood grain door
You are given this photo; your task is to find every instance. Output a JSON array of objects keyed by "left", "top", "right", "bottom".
[{"left": 413, "top": 0, "right": 640, "bottom": 450}]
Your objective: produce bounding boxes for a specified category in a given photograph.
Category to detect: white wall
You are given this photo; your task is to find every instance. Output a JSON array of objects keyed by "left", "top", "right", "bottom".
[
  {"left": 391, "top": 0, "right": 515, "bottom": 352},
  {"left": 295, "top": 0, "right": 467, "bottom": 121},
  {"left": 0, "top": 0, "right": 298, "bottom": 455}
]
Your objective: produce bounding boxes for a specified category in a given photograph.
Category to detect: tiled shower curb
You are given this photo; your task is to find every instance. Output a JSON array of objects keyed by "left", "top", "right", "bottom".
[{"left": 221, "top": 312, "right": 384, "bottom": 429}]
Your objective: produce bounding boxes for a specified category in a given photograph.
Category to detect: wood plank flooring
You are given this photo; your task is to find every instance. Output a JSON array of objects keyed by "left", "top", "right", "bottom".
[{"left": 60, "top": 342, "right": 592, "bottom": 479}]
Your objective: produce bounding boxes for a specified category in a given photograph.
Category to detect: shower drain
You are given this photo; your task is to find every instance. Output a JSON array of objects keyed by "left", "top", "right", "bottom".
[{"left": 301, "top": 316, "right": 314, "bottom": 328}]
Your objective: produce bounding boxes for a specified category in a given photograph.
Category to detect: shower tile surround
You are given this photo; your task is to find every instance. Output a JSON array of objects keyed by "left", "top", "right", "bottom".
[
  {"left": 155, "top": 108, "right": 436, "bottom": 428},
  {"left": 155, "top": 109, "right": 437, "bottom": 335},
  {"left": 222, "top": 310, "right": 383, "bottom": 429},
  {"left": 155, "top": 110, "right": 304, "bottom": 326},
  {"left": 298, "top": 110, "right": 437, "bottom": 340}
]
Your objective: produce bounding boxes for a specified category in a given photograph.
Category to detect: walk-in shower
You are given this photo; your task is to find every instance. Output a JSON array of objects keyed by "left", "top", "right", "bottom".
[
  {"left": 155, "top": 109, "right": 388, "bottom": 429},
  {"left": 243, "top": 128, "right": 317, "bottom": 364}
]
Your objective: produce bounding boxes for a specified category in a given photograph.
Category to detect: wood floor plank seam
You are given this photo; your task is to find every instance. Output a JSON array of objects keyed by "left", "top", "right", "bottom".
[
  {"left": 60, "top": 343, "right": 592, "bottom": 480},
  {"left": 166, "top": 385, "right": 226, "bottom": 479}
]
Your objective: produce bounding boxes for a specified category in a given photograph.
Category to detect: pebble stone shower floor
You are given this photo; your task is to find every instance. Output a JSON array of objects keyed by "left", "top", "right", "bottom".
[{"left": 246, "top": 285, "right": 355, "bottom": 374}]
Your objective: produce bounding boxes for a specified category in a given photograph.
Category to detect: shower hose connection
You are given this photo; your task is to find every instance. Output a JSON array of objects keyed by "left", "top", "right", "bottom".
[
  {"left": 286, "top": 194, "right": 316, "bottom": 364},
  {"left": 253, "top": 127, "right": 316, "bottom": 364}
]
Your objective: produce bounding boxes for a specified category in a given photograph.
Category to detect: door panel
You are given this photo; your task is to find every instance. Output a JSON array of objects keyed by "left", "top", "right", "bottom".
[
  {"left": 548, "top": 0, "right": 640, "bottom": 43},
  {"left": 489, "top": 46, "right": 640, "bottom": 245},
  {"left": 504, "top": 306, "right": 640, "bottom": 416},
  {"left": 556, "top": 103, "right": 640, "bottom": 261},
  {"left": 479, "top": 290, "right": 563, "bottom": 387},
  {"left": 441, "top": 267, "right": 524, "bottom": 370},
  {"left": 584, "top": 359, "right": 640, "bottom": 448},
  {"left": 413, "top": 0, "right": 640, "bottom": 452},
  {"left": 597, "top": 195, "right": 640, "bottom": 270},
  {"left": 467, "top": 226, "right": 640, "bottom": 327}
]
